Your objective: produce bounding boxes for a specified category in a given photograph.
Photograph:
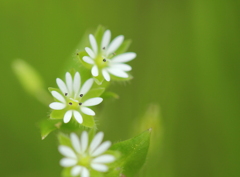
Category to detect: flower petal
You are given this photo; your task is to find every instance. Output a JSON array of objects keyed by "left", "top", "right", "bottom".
[
  {"left": 91, "top": 65, "right": 99, "bottom": 77},
  {"left": 73, "top": 72, "right": 81, "bottom": 97},
  {"left": 91, "top": 163, "right": 108, "bottom": 172},
  {"left": 65, "top": 72, "right": 73, "bottom": 96},
  {"left": 107, "top": 68, "right": 128, "bottom": 78},
  {"left": 71, "top": 165, "right": 82, "bottom": 176},
  {"left": 73, "top": 110, "right": 83, "bottom": 124},
  {"left": 101, "top": 30, "right": 111, "bottom": 49},
  {"left": 83, "top": 56, "right": 94, "bottom": 64},
  {"left": 70, "top": 133, "right": 81, "bottom": 154},
  {"left": 51, "top": 91, "right": 65, "bottom": 103},
  {"left": 89, "top": 34, "right": 98, "bottom": 54},
  {"left": 58, "top": 145, "right": 77, "bottom": 159},
  {"left": 89, "top": 132, "right": 104, "bottom": 154},
  {"left": 49, "top": 102, "right": 65, "bottom": 110},
  {"left": 92, "top": 155, "right": 115, "bottom": 163},
  {"left": 106, "top": 35, "right": 124, "bottom": 56},
  {"left": 92, "top": 141, "right": 111, "bottom": 156},
  {"left": 60, "top": 158, "right": 77, "bottom": 167},
  {"left": 102, "top": 69, "right": 110, "bottom": 81},
  {"left": 63, "top": 110, "right": 73, "bottom": 123},
  {"left": 110, "top": 63, "right": 132, "bottom": 71},
  {"left": 85, "top": 47, "right": 95, "bottom": 59},
  {"left": 111, "top": 52, "right": 136, "bottom": 63},
  {"left": 81, "top": 167, "right": 90, "bottom": 177},
  {"left": 80, "top": 78, "right": 94, "bottom": 95},
  {"left": 81, "top": 107, "right": 95, "bottom": 116},
  {"left": 56, "top": 78, "right": 68, "bottom": 95},
  {"left": 81, "top": 131, "right": 88, "bottom": 152},
  {"left": 82, "top": 97, "right": 103, "bottom": 107}
]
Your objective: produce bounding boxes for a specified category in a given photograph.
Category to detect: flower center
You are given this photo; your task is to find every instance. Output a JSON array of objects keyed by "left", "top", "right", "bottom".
[
  {"left": 95, "top": 54, "right": 108, "bottom": 69},
  {"left": 67, "top": 98, "right": 82, "bottom": 110},
  {"left": 78, "top": 155, "right": 91, "bottom": 167}
]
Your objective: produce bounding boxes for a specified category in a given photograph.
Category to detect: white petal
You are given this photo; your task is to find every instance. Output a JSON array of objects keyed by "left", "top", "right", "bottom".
[
  {"left": 65, "top": 72, "right": 73, "bottom": 95},
  {"left": 73, "top": 72, "right": 81, "bottom": 97},
  {"left": 107, "top": 68, "right": 128, "bottom": 78},
  {"left": 83, "top": 56, "right": 94, "bottom": 64},
  {"left": 91, "top": 65, "right": 99, "bottom": 77},
  {"left": 106, "top": 35, "right": 124, "bottom": 56},
  {"left": 92, "top": 141, "right": 111, "bottom": 156},
  {"left": 101, "top": 30, "right": 111, "bottom": 49},
  {"left": 60, "top": 158, "right": 77, "bottom": 167},
  {"left": 51, "top": 91, "right": 65, "bottom": 103},
  {"left": 92, "top": 155, "right": 115, "bottom": 163},
  {"left": 71, "top": 165, "right": 82, "bottom": 176},
  {"left": 56, "top": 78, "right": 68, "bottom": 95},
  {"left": 80, "top": 78, "right": 94, "bottom": 95},
  {"left": 110, "top": 63, "right": 132, "bottom": 71},
  {"left": 70, "top": 133, "right": 81, "bottom": 154},
  {"left": 49, "top": 102, "right": 65, "bottom": 110},
  {"left": 73, "top": 110, "right": 83, "bottom": 124},
  {"left": 58, "top": 145, "right": 77, "bottom": 159},
  {"left": 81, "top": 131, "right": 88, "bottom": 152},
  {"left": 81, "top": 107, "right": 95, "bottom": 116},
  {"left": 85, "top": 47, "right": 95, "bottom": 59},
  {"left": 89, "top": 34, "right": 98, "bottom": 54},
  {"left": 102, "top": 69, "right": 110, "bottom": 81},
  {"left": 82, "top": 97, "right": 103, "bottom": 107},
  {"left": 111, "top": 52, "right": 136, "bottom": 63},
  {"left": 91, "top": 163, "right": 108, "bottom": 172},
  {"left": 63, "top": 110, "right": 73, "bottom": 123},
  {"left": 81, "top": 167, "right": 90, "bottom": 177},
  {"left": 89, "top": 132, "right": 104, "bottom": 154}
]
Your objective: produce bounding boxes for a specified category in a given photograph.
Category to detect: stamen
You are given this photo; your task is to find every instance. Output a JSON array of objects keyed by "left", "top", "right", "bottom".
[
  {"left": 76, "top": 53, "right": 79, "bottom": 55},
  {"left": 103, "top": 59, "right": 106, "bottom": 62},
  {"left": 80, "top": 94, "right": 83, "bottom": 97},
  {"left": 103, "top": 47, "right": 105, "bottom": 50},
  {"left": 79, "top": 103, "right": 82, "bottom": 105},
  {"left": 69, "top": 102, "right": 72, "bottom": 105},
  {"left": 65, "top": 93, "right": 68, "bottom": 96}
]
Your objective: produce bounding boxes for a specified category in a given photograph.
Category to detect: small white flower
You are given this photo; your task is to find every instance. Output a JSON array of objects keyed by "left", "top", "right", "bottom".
[
  {"left": 59, "top": 131, "right": 115, "bottom": 177},
  {"left": 82, "top": 30, "right": 136, "bottom": 81},
  {"left": 49, "top": 72, "right": 103, "bottom": 124}
]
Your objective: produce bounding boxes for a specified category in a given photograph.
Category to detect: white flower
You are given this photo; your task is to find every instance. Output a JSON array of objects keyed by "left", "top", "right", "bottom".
[
  {"left": 49, "top": 72, "right": 103, "bottom": 124},
  {"left": 82, "top": 30, "right": 137, "bottom": 81},
  {"left": 59, "top": 131, "right": 115, "bottom": 177}
]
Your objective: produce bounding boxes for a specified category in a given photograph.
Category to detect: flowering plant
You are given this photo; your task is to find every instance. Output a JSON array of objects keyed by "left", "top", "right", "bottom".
[{"left": 13, "top": 25, "right": 151, "bottom": 177}]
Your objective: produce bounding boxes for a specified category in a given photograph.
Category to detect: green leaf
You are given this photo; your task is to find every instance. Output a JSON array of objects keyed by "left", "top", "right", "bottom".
[
  {"left": 12, "top": 59, "right": 51, "bottom": 105},
  {"left": 110, "top": 129, "right": 151, "bottom": 177},
  {"left": 115, "top": 39, "right": 132, "bottom": 55},
  {"left": 39, "top": 119, "right": 62, "bottom": 140}
]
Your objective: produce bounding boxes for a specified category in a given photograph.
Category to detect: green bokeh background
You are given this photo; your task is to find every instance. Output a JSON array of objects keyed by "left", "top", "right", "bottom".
[{"left": 1, "top": 1, "right": 240, "bottom": 177}]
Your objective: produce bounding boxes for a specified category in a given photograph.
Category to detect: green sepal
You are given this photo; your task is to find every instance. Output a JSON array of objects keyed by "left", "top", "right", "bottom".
[
  {"left": 78, "top": 51, "right": 92, "bottom": 69},
  {"left": 94, "top": 25, "right": 106, "bottom": 50},
  {"left": 114, "top": 39, "right": 132, "bottom": 55},
  {"left": 39, "top": 119, "right": 62, "bottom": 140},
  {"left": 82, "top": 87, "right": 105, "bottom": 102},
  {"left": 101, "top": 91, "right": 119, "bottom": 100},
  {"left": 110, "top": 129, "right": 151, "bottom": 177}
]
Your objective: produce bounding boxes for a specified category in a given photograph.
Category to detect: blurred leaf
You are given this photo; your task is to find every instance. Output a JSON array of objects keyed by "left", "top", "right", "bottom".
[
  {"left": 12, "top": 59, "right": 51, "bottom": 105},
  {"left": 110, "top": 129, "right": 151, "bottom": 177},
  {"left": 39, "top": 119, "right": 62, "bottom": 140}
]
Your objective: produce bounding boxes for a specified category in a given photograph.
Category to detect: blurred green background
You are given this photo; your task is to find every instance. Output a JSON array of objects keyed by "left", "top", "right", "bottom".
[{"left": 1, "top": 0, "right": 240, "bottom": 177}]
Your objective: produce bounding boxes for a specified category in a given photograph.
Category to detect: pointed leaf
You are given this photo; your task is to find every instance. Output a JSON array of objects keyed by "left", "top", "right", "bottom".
[{"left": 110, "top": 129, "right": 151, "bottom": 177}]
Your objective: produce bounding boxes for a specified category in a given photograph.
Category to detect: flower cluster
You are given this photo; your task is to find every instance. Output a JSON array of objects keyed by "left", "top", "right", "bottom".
[{"left": 47, "top": 27, "right": 136, "bottom": 176}]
